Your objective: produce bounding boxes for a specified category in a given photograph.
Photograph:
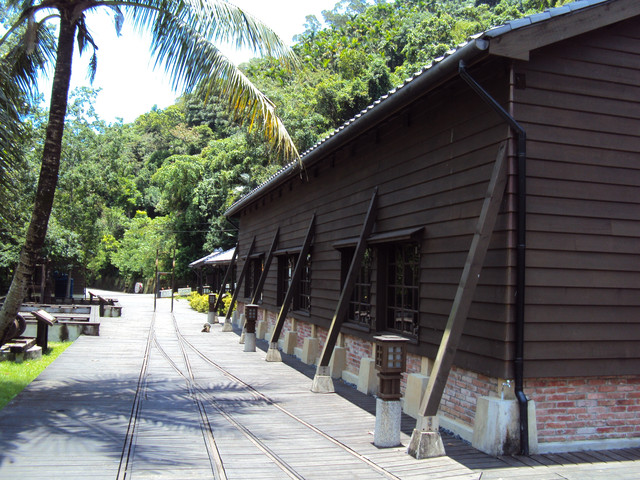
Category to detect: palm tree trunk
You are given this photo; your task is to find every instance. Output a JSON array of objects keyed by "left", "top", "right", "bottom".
[{"left": 0, "top": 12, "right": 77, "bottom": 345}]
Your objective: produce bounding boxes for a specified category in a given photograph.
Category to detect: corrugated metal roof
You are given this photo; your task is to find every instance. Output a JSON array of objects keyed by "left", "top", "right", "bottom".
[
  {"left": 204, "top": 247, "right": 235, "bottom": 266},
  {"left": 189, "top": 248, "right": 225, "bottom": 268},
  {"left": 225, "top": 0, "right": 613, "bottom": 217}
]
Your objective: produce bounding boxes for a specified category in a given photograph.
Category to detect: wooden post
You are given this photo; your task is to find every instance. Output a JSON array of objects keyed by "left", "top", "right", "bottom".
[
  {"left": 408, "top": 142, "right": 508, "bottom": 458},
  {"left": 251, "top": 227, "right": 279, "bottom": 304},
  {"left": 171, "top": 248, "right": 175, "bottom": 313},
  {"left": 40, "top": 263, "right": 46, "bottom": 303},
  {"left": 269, "top": 214, "right": 316, "bottom": 344},
  {"left": 214, "top": 245, "right": 238, "bottom": 313},
  {"left": 153, "top": 249, "right": 158, "bottom": 312},
  {"left": 312, "top": 189, "right": 378, "bottom": 393},
  {"left": 224, "top": 237, "right": 256, "bottom": 323},
  {"left": 32, "top": 310, "right": 56, "bottom": 351}
]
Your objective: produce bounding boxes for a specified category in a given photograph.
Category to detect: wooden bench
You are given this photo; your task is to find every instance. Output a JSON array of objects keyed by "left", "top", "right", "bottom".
[
  {"left": 31, "top": 309, "right": 57, "bottom": 351},
  {"left": 88, "top": 291, "right": 110, "bottom": 316}
]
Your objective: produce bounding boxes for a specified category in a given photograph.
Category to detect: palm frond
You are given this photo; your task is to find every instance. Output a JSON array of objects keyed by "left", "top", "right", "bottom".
[
  {"left": 107, "top": 4, "right": 125, "bottom": 36},
  {"left": 124, "top": 0, "right": 300, "bottom": 160},
  {"left": 76, "top": 14, "right": 99, "bottom": 82},
  {"left": 0, "top": 6, "right": 56, "bottom": 221},
  {"left": 4, "top": 17, "right": 57, "bottom": 97},
  {"left": 0, "top": 61, "right": 24, "bottom": 225}
]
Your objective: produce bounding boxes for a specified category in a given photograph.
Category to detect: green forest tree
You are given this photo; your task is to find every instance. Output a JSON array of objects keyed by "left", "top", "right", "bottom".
[{"left": 0, "top": 0, "right": 298, "bottom": 345}]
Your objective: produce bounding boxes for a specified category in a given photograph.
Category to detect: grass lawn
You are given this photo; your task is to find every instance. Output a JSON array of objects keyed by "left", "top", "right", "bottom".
[{"left": 0, "top": 341, "right": 73, "bottom": 410}]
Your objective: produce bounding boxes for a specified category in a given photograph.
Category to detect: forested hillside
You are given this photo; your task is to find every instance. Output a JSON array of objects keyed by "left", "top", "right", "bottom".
[{"left": 0, "top": 0, "right": 572, "bottom": 291}]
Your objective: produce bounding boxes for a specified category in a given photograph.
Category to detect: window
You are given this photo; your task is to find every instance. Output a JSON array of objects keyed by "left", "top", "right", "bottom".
[
  {"left": 386, "top": 244, "right": 420, "bottom": 337},
  {"left": 342, "top": 247, "right": 374, "bottom": 329},
  {"left": 277, "top": 252, "right": 311, "bottom": 313},
  {"left": 244, "top": 256, "right": 263, "bottom": 301},
  {"left": 277, "top": 253, "right": 296, "bottom": 305},
  {"left": 297, "top": 253, "right": 312, "bottom": 312}
]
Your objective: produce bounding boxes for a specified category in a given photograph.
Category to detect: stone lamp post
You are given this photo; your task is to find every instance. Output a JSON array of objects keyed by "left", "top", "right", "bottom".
[
  {"left": 373, "top": 334, "right": 410, "bottom": 447},
  {"left": 243, "top": 304, "right": 258, "bottom": 352}
]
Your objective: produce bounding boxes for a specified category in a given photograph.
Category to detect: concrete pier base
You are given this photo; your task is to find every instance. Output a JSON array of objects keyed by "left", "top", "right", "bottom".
[
  {"left": 221, "top": 319, "right": 233, "bottom": 332},
  {"left": 282, "top": 330, "right": 297, "bottom": 355},
  {"left": 329, "top": 346, "right": 346, "bottom": 379},
  {"left": 311, "top": 366, "right": 335, "bottom": 393},
  {"left": 374, "top": 399, "right": 402, "bottom": 448},
  {"left": 402, "top": 373, "right": 429, "bottom": 419},
  {"left": 243, "top": 332, "right": 256, "bottom": 352},
  {"left": 256, "top": 320, "right": 267, "bottom": 340},
  {"left": 357, "top": 357, "right": 378, "bottom": 395},
  {"left": 265, "top": 342, "right": 282, "bottom": 362},
  {"left": 472, "top": 396, "right": 538, "bottom": 456},
  {"left": 300, "top": 337, "right": 319, "bottom": 365},
  {"left": 407, "top": 416, "right": 446, "bottom": 459}
]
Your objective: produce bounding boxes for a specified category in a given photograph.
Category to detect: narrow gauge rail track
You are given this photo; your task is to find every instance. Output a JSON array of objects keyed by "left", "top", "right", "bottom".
[{"left": 116, "top": 311, "right": 402, "bottom": 480}]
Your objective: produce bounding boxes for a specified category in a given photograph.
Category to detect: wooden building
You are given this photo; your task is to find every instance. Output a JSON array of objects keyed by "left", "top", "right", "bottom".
[
  {"left": 224, "top": 0, "right": 640, "bottom": 455},
  {"left": 189, "top": 248, "right": 236, "bottom": 294}
]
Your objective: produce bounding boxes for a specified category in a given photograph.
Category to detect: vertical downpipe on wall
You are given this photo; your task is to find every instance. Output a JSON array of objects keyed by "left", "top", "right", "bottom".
[{"left": 458, "top": 60, "right": 529, "bottom": 455}]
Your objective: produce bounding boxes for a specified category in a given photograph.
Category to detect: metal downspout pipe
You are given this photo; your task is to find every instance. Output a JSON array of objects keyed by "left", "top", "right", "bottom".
[{"left": 458, "top": 60, "right": 529, "bottom": 455}]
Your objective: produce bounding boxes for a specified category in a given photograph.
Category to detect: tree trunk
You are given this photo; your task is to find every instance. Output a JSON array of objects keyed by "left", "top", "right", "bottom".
[{"left": 0, "top": 12, "right": 77, "bottom": 345}]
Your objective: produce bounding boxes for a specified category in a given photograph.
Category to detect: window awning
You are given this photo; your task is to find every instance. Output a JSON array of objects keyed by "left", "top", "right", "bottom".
[
  {"left": 332, "top": 226, "right": 423, "bottom": 249},
  {"left": 273, "top": 247, "right": 303, "bottom": 256}
]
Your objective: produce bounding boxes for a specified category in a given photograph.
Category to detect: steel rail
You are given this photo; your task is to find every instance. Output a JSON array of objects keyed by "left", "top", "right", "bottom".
[
  {"left": 173, "top": 315, "right": 402, "bottom": 480},
  {"left": 116, "top": 312, "right": 155, "bottom": 480},
  {"left": 154, "top": 314, "right": 303, "bottom": 480}
]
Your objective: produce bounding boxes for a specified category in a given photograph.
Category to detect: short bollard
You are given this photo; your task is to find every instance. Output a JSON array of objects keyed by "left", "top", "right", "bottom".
[
  {"left": 373, "top": 335, "right": 410, "bottom": 448},
  {"left": 243, "top": 304, "right": 258, "bottom": 352},
  {"left": 207, "top": 293, "right": 218, "bottom": 324}
]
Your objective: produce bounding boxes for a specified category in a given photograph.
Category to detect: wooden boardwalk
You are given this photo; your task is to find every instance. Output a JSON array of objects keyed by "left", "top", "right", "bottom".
[{"left": 1, "top": 292, "right": 638, "bottom": 479}]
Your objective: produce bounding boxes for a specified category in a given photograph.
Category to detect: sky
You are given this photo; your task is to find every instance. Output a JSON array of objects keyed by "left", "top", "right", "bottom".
[{"left": 41, "top": 0, "right": 339, "bottom": 123}]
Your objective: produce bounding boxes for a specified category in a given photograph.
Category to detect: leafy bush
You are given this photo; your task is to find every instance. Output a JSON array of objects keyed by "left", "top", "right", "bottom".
[
  {"left": 218, "top": 294, "right": 233, "bottom": 316},
  {"left": 188, "top": 291, "right": 209, "bottom": 313},
  {"left": 187, "top": 291, "right": 235, "bottom": 316}
]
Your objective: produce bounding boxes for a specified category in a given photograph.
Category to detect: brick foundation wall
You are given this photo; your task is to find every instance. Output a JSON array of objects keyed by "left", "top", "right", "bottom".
[
  {"left": 258, "top": 313, "right": 640, "bottom": 446},
  {"left": 526, "top": 376, "right": 640, "bottom": 444},
  {"left": 266, "top": 310, "right": 276, "bottom": 327},
  {"left": 344, "top": 335, "right": 373, "bottom": 374},
  {"left": 439, "top": 366, "right": 496, "bottom": 427},
  {"left": 406, "top": 353, "right": 422, "bottom": 375},
  {"left": 295, "top": 321, "right": 312, "bottom": 350}
]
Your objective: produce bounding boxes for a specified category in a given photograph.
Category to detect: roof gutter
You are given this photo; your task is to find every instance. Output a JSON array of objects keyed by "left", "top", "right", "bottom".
[
  {"left": 225, "top": 38, "right": 490, "bottom": 217},
  {"left": 458, "top": 61, "right": 529, "bottom": 456}
]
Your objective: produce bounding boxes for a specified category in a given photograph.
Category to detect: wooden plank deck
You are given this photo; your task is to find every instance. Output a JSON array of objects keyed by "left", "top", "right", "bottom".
[{"left": 0, "top": 291, "right": 638, "bottom": 479}]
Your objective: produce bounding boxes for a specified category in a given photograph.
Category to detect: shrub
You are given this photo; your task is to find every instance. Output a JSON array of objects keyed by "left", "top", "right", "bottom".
[
  {"left": 218, "top": 294, "right": 234, "bottom": 316},
  {"left": 187, "top": 292, "right": 208, "bottom": 313},
  {"left": 187, "top": 291, "right": 235, "bottom": 316}
]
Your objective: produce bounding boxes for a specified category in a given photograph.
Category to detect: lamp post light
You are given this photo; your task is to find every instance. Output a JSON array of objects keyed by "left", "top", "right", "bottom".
[
  {"left": 373, "top": 334, "right": 410, "bottom": 447},
  {"left": 243, "top": 304, "right": 258, "bottom": 352}
]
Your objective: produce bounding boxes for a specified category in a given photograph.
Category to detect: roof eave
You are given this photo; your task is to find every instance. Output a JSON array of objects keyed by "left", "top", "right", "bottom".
[{"left": 225, "top": 38, "right": 490, "bottom": 218}]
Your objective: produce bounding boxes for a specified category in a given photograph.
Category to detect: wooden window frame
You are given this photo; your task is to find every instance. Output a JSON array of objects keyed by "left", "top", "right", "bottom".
[
  {"left": 341, "top": 247, "right": 375, "bottom": 331},
  {"left": 380, "top": 242, "right": 421, "bottom": 339},
  {"left": 297, "top": 252, "right": 312, "bottom": 313},
  {"left": 277, "top": 251, "right": 311, "bottom": 313},
  {"left": 277, "top": 253, "right": 296, "bottom": 306},
  {"left": 244, "top": 255, "right": 264, "bottom": 302}
]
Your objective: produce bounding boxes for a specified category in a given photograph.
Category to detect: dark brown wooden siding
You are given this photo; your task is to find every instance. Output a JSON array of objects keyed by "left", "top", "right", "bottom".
[
  {"left": 235, "top": 62, "right": 516, "bottom": 379},
  {"left": 513, "top": 17, "right": 640, "bottom": 377}
]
